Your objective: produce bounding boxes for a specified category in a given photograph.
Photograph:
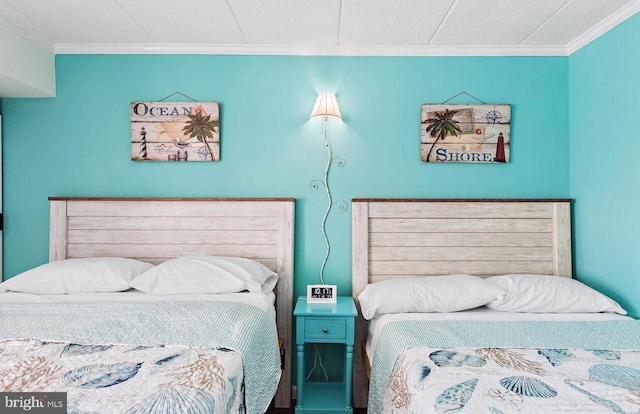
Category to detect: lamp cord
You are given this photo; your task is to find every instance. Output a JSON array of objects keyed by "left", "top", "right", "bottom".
[{"left": 319, "top": 118, "right": 332, "bottom": 285}]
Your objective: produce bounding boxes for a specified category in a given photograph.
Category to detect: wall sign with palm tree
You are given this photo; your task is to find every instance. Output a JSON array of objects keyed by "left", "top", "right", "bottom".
[
  {"left": 131, "top": 101, "right": 220, "bottom": 161},
  {"left": 420, "top": 104, "right": 511, "bottom": 163}
]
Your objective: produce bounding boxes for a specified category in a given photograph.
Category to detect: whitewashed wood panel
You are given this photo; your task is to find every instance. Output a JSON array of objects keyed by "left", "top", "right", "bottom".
[
  {"left": 369, "top": 273, "right": 500, "bottom": 282},
  {"left": 69, "top": 216, "right": 278, "bottom": 231},
  {"left": 126, "top": 257, "right": 277, "bottom": 270},
  {"left": 370, "top": 232, "right": 552, "bottom": 247},
  {"left": 370, "top": 274, "right": 496, "bottom": 281},
  {"left": 352, "top": 202, "right": 370, "bottom": 298},
  {"left": 370, "top": 218, "right": 553, "bottom": 233},
  {"left": 274, "top": 202, "right": 294, "bottom": 408},
  {"left": 369, "top": 246, "right": 553, "bottom": 261},
  {"left": 49, "top": 200, "right": 68, "bottom": 262},
  {"left": 351, "top": 201, "right": 370, "bottom": 408},
  {"left": 553, "top": 202, "right": 573, "bottom": 277},
  {"left": 369, "top": 202, "right": 554, "bottom": 219},
  {"left": 67, "top": 200, "right": 282, "bottom": 217},
  {"left": 68, "top": 243, "right": 277, "bottom": 259},
  {"left": 68, "top": 229, "right": 278, "bottom": 245},
  {"left": 370, "top": 260, "right": 554, "bottom": 276}
]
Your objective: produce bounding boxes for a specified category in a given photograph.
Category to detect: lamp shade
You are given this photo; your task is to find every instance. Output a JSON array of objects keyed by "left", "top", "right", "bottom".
[{"left": 310, "top": 92, "right": 342, "bottom": 121}]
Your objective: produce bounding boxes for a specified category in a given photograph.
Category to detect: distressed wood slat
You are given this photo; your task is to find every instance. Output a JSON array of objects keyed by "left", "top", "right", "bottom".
[
  {"left": 553, "top": 202, "right": 573, "bottom": 276},
  {"left": 69, "top": 216, "right": 278, "bottom": 231},
  {"left": 370, "top": 218, "right": 553, "bottom": 233},
  {"left": 51, "top": 197, "right": 294, "bottom": 202},
  {"left": 370, "top": 246, "right": 553, "bottom": 262},
  {"left": 369, "top": 202, "right": 554, "bottom": 219},
  {"left": 68, "top": 243, "right": 277, "bottom": 260},
  {"left": 352, "top": 202, "right": 370, "bottom": 408},
  {"left": 67, "top": 200, "right": 282, "bottom": 217},
  {"left": 371, "top": 274, "right": 494, "bottom": 280},
  {"left": 421, "top": 104, "right": 512, "bottom": 124},
  {"left": 274, "top": 202, "right": 294, "bottom": 407},
  {"left": 370, "top": 232, "right": 552, "bottom": 247},
  {"left": 68, "top": 229, "right": 278, "bottom": 245},
  {"left": 125, "top": 256, "right": 278, "bottom": 270},
  {"left": 50, "top": 200, "right": 68, "bottom": 262},
  {"left": 370, "top": 260, "right": 554, "bottom": 276},
  {"left": 353, "top": 198, "right": 572, "bottom": 203}
]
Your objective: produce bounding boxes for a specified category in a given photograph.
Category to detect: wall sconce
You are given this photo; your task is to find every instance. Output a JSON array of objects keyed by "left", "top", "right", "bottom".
[{"left": 307, "top": 92, "right": 346, "bottom": 302}]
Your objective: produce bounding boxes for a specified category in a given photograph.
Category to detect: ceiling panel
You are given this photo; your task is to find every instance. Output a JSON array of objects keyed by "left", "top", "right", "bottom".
[
  {"left": 0, "top": 0, "right": 637, "bottom": 54},
  {"left": 1, "top": 0, "right": 152, "bottom": 43},
  {"left": 116, "top": 0, "right": 245, "bottom": 44},
  {"left": 431, "top": 0, "right": 570, "bottom": 45},
  {"left": 522, "top": 0, "right": 631, "bottom": 45},
  {"left": 339, "top": 0, "right": 456, "bottom": 45},
  {"left": 229, "top": 0, "right": 341, "bottom": 44}
]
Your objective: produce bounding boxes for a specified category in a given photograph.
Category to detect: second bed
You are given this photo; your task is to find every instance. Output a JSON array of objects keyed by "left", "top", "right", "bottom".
[{"left": 351, "top": 199, "right": 640, "bottom": 413}]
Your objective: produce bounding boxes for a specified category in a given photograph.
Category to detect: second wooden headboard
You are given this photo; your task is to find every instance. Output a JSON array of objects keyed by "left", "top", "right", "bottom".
[{"left": 350, "top": 198, "right": 572, "bottom": 407}]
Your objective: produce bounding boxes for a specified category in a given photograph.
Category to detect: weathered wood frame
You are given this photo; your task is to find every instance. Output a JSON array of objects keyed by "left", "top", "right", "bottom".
[
  {"left": 351, "top": 198, "right": 572, "bottom": 407},
  {"left": 49, "top": 197, "right": 294, "bottom": 408}
]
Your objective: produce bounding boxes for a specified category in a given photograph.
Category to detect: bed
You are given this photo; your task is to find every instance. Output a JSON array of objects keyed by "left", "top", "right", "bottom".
[
  {"left": 0, "top": 197, "right": 294, "bottom": 413},
  {"left": 351, "top": 198, "right": 640, "bottom": 413}
]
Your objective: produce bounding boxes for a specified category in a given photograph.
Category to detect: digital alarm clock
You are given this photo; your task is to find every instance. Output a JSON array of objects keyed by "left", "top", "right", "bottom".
[{"left": 306, "top": 284, "right": 337, "bottom": 303}]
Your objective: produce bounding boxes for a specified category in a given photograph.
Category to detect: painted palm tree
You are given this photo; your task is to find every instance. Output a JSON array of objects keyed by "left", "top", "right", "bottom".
[
  {"left": 423, "top": 109, "right": 462, "bottom": 162},
  {"left": 182, "top": 110, "right": 219, "bottom": 161}
]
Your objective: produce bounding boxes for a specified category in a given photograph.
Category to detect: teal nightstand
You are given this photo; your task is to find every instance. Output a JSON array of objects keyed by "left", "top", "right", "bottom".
[{"left": 294, "top": 296, "right": 357, "bottom": 414}]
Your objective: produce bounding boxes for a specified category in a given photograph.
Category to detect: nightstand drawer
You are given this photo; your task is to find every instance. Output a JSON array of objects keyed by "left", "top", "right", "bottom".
[{"left": 304, "top": 318, "right": 346, "bottom": 341}]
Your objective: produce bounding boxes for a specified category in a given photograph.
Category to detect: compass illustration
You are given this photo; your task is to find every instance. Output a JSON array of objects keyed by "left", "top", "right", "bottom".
[{"left": 486, "top": 108, "right": 503, "bottom": 124}]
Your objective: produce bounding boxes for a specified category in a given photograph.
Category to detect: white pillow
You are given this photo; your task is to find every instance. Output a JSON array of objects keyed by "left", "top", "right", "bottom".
[
  {"left": 0, "top": 257, "right": 153, "bottom": 295},
  {"left": 484, "top": 274, "right": 627, "bottom": 314},
  {"left": 129, "top": 255, "right": 278, "bottom": 295},
  {"left": 357, "top": 275, "right": 506, "bottom": 320}
]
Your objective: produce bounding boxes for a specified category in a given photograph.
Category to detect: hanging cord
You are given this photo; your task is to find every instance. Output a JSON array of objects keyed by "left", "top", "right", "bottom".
[
  {"left": 305, "top": 344, "right": 329, "bottom": 381},
  {"left": 156, "top": 91, "right": 199, "bottom": 102},
  {"left": 440, "top": 91, "right": 487, "bottom": 105}
]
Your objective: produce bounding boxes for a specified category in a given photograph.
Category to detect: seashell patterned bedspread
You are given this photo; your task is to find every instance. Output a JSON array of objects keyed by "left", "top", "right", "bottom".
[
  {"left": 0, "top": 301, "right": 280, "bottom": 414},
  {"left": 0, "top": 339, "right": 244, "bottom": 413},
  {"left": 383, "top": 345, "right": 640, "bottom": 413},
  {"left": 368, "top": 320, "right": 640, "bottom": 414}
]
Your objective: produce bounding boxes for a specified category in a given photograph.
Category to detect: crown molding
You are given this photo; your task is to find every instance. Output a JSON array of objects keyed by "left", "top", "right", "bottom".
[
  {"left": 567, "top": 0, "right": 640, "bottom": 55},
  {"left": 55, "top": 42, "right": 569, "bottom": 57}
]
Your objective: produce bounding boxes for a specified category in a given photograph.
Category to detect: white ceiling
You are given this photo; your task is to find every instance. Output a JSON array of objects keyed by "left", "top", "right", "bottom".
[{"left": 0, "top": 0, "right": 638, "bottom": 56}]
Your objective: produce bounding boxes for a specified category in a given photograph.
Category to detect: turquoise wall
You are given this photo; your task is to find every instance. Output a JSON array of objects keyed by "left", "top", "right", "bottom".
[
  {"left": 1, "top": 54, "right": 569, "bottom": 297},
  {"left": 569, "top": 14, "right": 640, "bottom": 318}
]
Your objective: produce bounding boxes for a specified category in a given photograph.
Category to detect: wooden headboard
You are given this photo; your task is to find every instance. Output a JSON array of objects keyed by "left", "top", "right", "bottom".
[
  {"left": 49, "top": 197, "right": 294, "bottom": 408},
  {"left": 350, "top": 198, "right": 572, "bottom": 407}
]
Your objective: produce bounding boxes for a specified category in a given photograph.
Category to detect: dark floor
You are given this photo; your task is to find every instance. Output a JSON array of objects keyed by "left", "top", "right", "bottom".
[{"left": 267, "top": 402, "right": 366, "bottom": 413}]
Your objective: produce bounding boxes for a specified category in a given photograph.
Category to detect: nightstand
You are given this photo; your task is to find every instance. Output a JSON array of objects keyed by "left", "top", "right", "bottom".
[{"left": 294, "top": 296, "right": 357, "bottom": 414}]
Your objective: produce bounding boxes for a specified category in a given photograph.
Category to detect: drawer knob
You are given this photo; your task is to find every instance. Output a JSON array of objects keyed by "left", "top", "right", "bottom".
[{"left": 322, "top": 328, "right": 328, "bottom": 333}]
